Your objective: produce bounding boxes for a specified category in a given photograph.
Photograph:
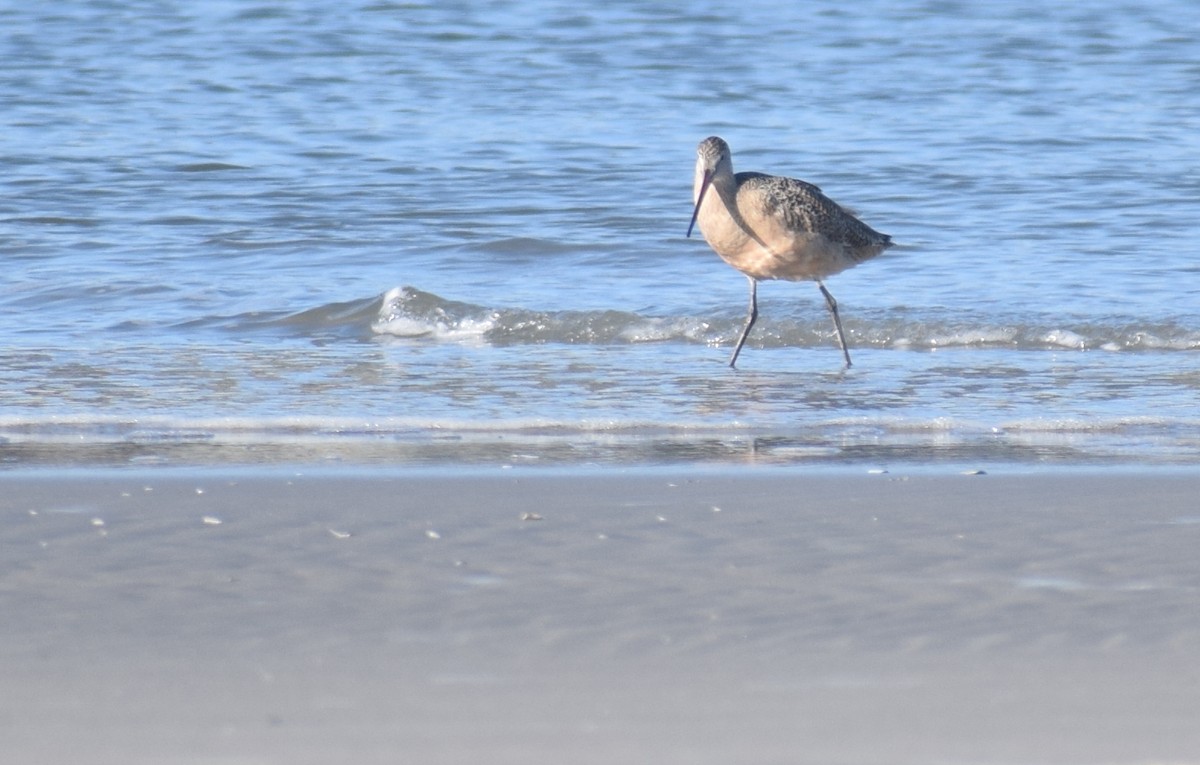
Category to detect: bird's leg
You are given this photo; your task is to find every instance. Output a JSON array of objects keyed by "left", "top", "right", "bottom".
[
  {"left": 818, "top": 282, "right": 852, "bottom": 368},
  {"left": 728, "top": 276, "right": 758, "bottom": 368}
]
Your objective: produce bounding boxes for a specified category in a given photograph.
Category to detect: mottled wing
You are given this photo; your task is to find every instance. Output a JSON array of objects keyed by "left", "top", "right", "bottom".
[{"left": 737, "top": 172, "right": 891, "bottom": 251}]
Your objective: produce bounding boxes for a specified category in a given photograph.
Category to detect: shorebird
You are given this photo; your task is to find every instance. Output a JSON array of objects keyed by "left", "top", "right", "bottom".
[{"left": 687, "top": 135, "right": 892, "bottom": 368}]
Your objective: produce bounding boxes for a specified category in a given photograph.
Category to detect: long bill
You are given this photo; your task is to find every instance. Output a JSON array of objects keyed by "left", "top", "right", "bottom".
[{"left": 686, "top": 169, "right": 712, "bottom": 238}]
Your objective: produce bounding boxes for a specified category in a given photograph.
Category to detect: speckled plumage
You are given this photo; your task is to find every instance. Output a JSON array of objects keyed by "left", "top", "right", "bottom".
[
  {"left": 738, "top": 173, "right": 890, "bottom": 254},
  {"left": 687, "top": 135, "right": 892, "bottom": 368}
]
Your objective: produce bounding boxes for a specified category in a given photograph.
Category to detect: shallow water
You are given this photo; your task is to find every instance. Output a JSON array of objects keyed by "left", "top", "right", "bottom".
[{"left": 4, "top": 1, "right": 1200, "bottom": 466}]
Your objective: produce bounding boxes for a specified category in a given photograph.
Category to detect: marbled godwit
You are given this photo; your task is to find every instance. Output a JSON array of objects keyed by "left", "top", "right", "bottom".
[{"left": 687, "top": 136, "right": 892, "bottom": 368}]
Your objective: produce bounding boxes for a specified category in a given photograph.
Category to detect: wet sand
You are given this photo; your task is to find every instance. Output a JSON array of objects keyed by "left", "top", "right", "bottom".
[{"left": 3, "top": 469, "right": 1199, "bottom": 764}]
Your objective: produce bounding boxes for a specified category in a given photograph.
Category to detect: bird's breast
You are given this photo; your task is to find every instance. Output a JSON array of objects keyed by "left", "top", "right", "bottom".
[{"left": 697, "top": 182, "right": 862, "bottom": 282}]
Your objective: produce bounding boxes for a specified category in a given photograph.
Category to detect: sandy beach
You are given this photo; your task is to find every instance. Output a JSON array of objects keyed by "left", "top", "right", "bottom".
[{"left": 3, "top": 468, "right": 1199, "bottom": 765}]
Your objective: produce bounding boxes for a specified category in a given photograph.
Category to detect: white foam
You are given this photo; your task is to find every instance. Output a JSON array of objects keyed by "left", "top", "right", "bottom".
[
  {"left": 926, "top": 327, "right": 1018, "bottom": 347},
  {"left": 617, "top": 318, "right": 712, "bottom": 343},
  {"left": 370, "top": 286, "right": 495, "bottom": 340},
  {"left": 1129, "top": 332, "right": 1200, "bottom": 350},
  {"left": 371, "top": 314, "right": 495, "bottom": 340},
  {"left": 1042, "top": 329, "right": 1088, "bottom": 349},
  {"left": 370, "top": 315, "right": 435, "bottom": 338}
]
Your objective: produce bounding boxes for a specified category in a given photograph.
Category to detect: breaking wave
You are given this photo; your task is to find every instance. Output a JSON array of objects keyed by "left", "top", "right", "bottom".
[{"left": 358, "top": 286, "right": 1200, "bottom": 353}]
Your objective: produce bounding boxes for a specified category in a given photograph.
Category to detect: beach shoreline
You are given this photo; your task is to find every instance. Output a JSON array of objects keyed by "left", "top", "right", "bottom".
[{"left": 3, "top": 468, "right": 1198, "bottom": 764}]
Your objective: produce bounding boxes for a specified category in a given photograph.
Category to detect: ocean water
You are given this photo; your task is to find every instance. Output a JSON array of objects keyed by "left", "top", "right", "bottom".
[{"left": 3, "top": 0, "right": 1200, "bottom": 467}]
